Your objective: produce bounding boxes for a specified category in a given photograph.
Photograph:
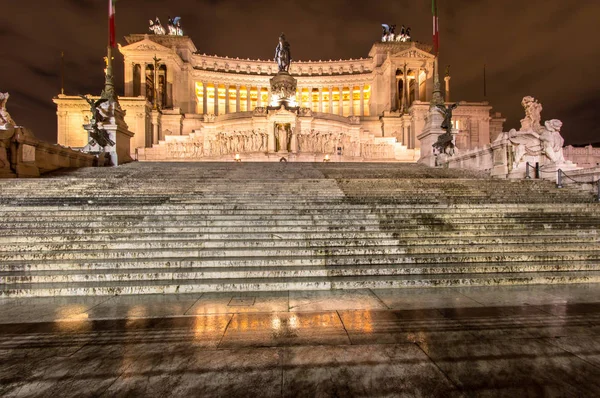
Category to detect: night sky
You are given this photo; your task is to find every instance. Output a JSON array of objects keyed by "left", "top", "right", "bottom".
[{"left": 1, "top": 0, "right": 599, "bottom": 145}]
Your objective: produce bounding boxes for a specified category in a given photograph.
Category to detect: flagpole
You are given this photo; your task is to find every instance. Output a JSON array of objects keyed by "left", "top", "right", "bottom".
[
  {"left": 483, "top": 64, "right": 487, "bottom": 97},
  {"left": 102, "top": 0, "right": 116, "bottom": 100},
  {"left": 430, "top": 0, "right": 443, "bottom": 107}
]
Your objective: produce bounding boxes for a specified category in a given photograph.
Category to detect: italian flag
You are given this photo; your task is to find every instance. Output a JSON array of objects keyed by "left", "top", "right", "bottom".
[
  {"left": 432, "top": 0, "right": 439, "bottom": 55},
  {"left": 109, "top": 0, "right": 116, "bottom": 48}
]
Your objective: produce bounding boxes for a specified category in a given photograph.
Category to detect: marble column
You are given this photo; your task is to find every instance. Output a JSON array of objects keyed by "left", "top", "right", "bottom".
[
  {"left": 338, "top": 87, "right": 343, "bottom": 116},
  {"left": 166, "top": 65, "right": 173, "bottom": 108},
  {"left": 318, "top": 87, "right": 323, "bottom": 113},
  {"left": 328, "top": 86, "right": 333, "bottom": 114},
  {"left": 125, "top": 63, "right": 133, "bottom": 96},
  {"left": 236, "top": 85, "right": 241, "bottom": 112},
  {"left": 225, "top": 85, "right": 230, "bottom": 114},
  {"left": 414, "top": 70, "right": 421, "bottom": 103},
  {"left": 213, "top": 83, "right": 219, "bottom": 115},
  {"left": 405, "top": 76, "right": 411, "bottom": 109},
  {"left": 246, "top": 86, "right": 251, "bottom": 111},
  {"left": 349, "top": 87, "right": 354, "bottom": 116},
  {"left": 359, "top": 85, "right": 365, "bottom": 116},
  {"left": 308, "top": 87, "right": 313, "bottom": 110},
  {"left": 203, "top": 83, "right": 208, "bottom": 114},
  {"left": 140, "top": 64, "right": 147, "bottom": 102},
  {"left": 257, "top": 86, "right": 262, "bottom": 107}
]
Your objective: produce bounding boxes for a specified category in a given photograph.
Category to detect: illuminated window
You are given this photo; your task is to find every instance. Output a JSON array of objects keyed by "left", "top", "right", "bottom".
[
  {"left": 342, "top": 87, "right": 350, "bottom": 117},
  {"left": 363, "top": 85, "right": 371, "bottom": 116},
  {"left": 206, "top": 83, "right": 216, "bottom": 114},
  {"left": 195, "top": 82, "right": 204, "bottom": 114},
  {"left": 217, "top": 84, "right": 226, "bottom": 115},
  {"left": 322, "top": 88, "right": 330, "bottom": 113},
  {"left": 250, "top": 87, "right": 258, "bottom": 110},
  {"left": 240, "top": 86, "right": 248, "bottom": 112},
  {"left": 352, "top": 86, "right": 361, "bottom": 115},
  {"left": 228, "top": 85, "right": 236, "bottom": 113}
]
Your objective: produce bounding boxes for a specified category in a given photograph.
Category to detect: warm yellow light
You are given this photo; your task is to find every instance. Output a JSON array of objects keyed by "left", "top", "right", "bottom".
[
  {"left": 234, "top": 153, "right": 241, "bottom": 162},
  {"left": 324, "top": 154, "right": 330, "bottom": 162}
]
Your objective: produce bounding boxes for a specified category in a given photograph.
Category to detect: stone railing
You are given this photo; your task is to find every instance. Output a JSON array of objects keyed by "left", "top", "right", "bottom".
[
  {"left": 442, "top": 145, "right": 495, "bottom": 174},
  {"left": 564, "top": 145, "right": 600, "bottom": 168},
  {"left": 0, "top": 126, "right": 95, "bottom": 178},
  {"left": 440, "top": 137, "right": 579, "bottom": 180}
]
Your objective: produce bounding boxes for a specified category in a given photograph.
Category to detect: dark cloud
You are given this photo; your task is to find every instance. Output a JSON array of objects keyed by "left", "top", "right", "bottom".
[{"left": 0, "top": 0, "right": 598, "bottom": 145}]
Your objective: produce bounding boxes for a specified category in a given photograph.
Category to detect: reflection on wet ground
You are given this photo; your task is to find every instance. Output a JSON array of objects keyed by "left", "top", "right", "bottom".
[{"left": 1, "top": 285, "right": 600, "bottom": 396}]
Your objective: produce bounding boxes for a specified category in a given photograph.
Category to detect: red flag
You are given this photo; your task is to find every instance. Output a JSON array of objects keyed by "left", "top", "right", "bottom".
[
  {"left": 109, "top": 0, "right": 116, "bottom": 48},
  {"left": 432, "top": 0, "right": 439, "bottom": 55}
]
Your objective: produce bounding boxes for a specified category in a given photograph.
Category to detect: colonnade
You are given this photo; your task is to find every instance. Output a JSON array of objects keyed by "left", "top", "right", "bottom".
[
  {"left": 128, "top": 63, "right": 172, "bottom": 108},
  {"left": 194, "top": 83, "right": 371, "bottom": 117},
  {"left": 396, "top": 68, "right": 427, "bottom": 111}
]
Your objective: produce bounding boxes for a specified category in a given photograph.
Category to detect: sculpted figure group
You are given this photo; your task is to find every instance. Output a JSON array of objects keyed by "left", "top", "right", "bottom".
[
  {"left": 296, "top": 130, "right": 362, "bottom": 157},
  {"left": 162, "top": 127, "right": 398, "bottom": 160},
  {"left": 149, "top": 17, "right": 183, "bottom": 36},
  {"left": 209, "top": 129, "right": 269, "bottom": 156},
  {"left": 497, "top": 96, "right": 566, "bottom": 167},
  {"left": 381, "top": 24, "right": 412, "bottom": 42},
  {"left": 166, "top": 140, "right": 204, "bottom": 159}
]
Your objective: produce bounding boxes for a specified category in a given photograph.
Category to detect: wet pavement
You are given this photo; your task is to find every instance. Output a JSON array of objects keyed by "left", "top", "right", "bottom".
[{"left": 1, "top": 285, "right": 600, "bottom": 397}]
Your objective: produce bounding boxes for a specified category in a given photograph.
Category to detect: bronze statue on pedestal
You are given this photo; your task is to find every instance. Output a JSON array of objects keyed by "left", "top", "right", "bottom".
[{"left": 274, "top": 33, "right": 291, "bottom": 73}]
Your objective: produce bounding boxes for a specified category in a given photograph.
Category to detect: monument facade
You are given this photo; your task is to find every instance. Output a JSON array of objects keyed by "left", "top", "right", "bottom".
[{"left": 54, "top": 29, "right": 505, "bottom": 161}]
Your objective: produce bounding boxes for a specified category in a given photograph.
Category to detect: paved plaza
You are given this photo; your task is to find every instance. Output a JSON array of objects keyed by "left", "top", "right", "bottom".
[{"left": 1, "top": 284, "right": 600, "bottom": 397}]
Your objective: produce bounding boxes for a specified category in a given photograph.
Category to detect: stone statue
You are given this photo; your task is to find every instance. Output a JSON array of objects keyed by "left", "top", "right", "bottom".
[
  {"left": 80, "top": 95, "right": 115, "bottom": 148},
  {"left": 432, "top": 103, "right": 459, "bottom": 156},
  {"left": 436, "top": 103, "right": 459, "bottom": 134},
  {"left": 520, "top": 96, "right": 543, "bottom": 132},
  {"left": 274, "top": 33, "right": 292, "bottom": 73},
  {"left": 0, "top": 93, "right": 15, "bottom": 126},
  {"left": 149, "top": 18, "right": 166, "bottom": 35},
  {"left": 395, "top": 25, "right": 411, "bottom": 42},
  {"left": 277, "top": 124, "right": 288, "bottom": 152},
  {"left": 506, "top": 118, "right": 566, "bottom": 167},
  {"left": 540, "top": 119, "right": 565, "bottom": 163},
  {"left": 167, "top": 17, "right": 183, "bottom": 36},
  {"left": 381, "top": 24, "right": 396, "bottom": 42}
]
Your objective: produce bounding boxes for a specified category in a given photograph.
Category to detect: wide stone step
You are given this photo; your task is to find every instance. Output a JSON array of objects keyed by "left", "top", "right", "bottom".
[
  {"left": 2, "top": 202, "right": 597, "bottom": 212},
  {"left": 1, "top": 235, "right": 597, "bottom": 253},
  {"left": 5, "top": 252, "right": 600, "bottom": 272},
  {"left": 4, "top": 210, "right": 600, "bottom": 222},
  {"left": 0, "top": 229, "right": 595, "bottom": 244},
  {"left": 1, "top": 243, "right": 598, "bottom": 262},
  {"left": 2, "top": 260, "right": 598, "bottom": 284},
  {"left": 3, "top": 271, "right": 600, "bottom": 297},
  {"left": 2, "top": 216, "right": 599, "bottom": 230}
]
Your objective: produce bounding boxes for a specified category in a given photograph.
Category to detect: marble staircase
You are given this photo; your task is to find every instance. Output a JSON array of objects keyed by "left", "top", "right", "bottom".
[{"left": 0, "top": 162, "right": 599, "bottom": 297}]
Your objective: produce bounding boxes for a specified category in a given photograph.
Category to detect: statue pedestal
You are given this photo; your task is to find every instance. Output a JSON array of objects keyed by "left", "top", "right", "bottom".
[
  {"left": 0, "top": 126, "right": 16, "bottom": 178},
  {"left": 269, "top": 72, "right": 298, "bottom": 109},
  {"left": 417, "top": 109, "right": 450, "bottom": 167}
]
